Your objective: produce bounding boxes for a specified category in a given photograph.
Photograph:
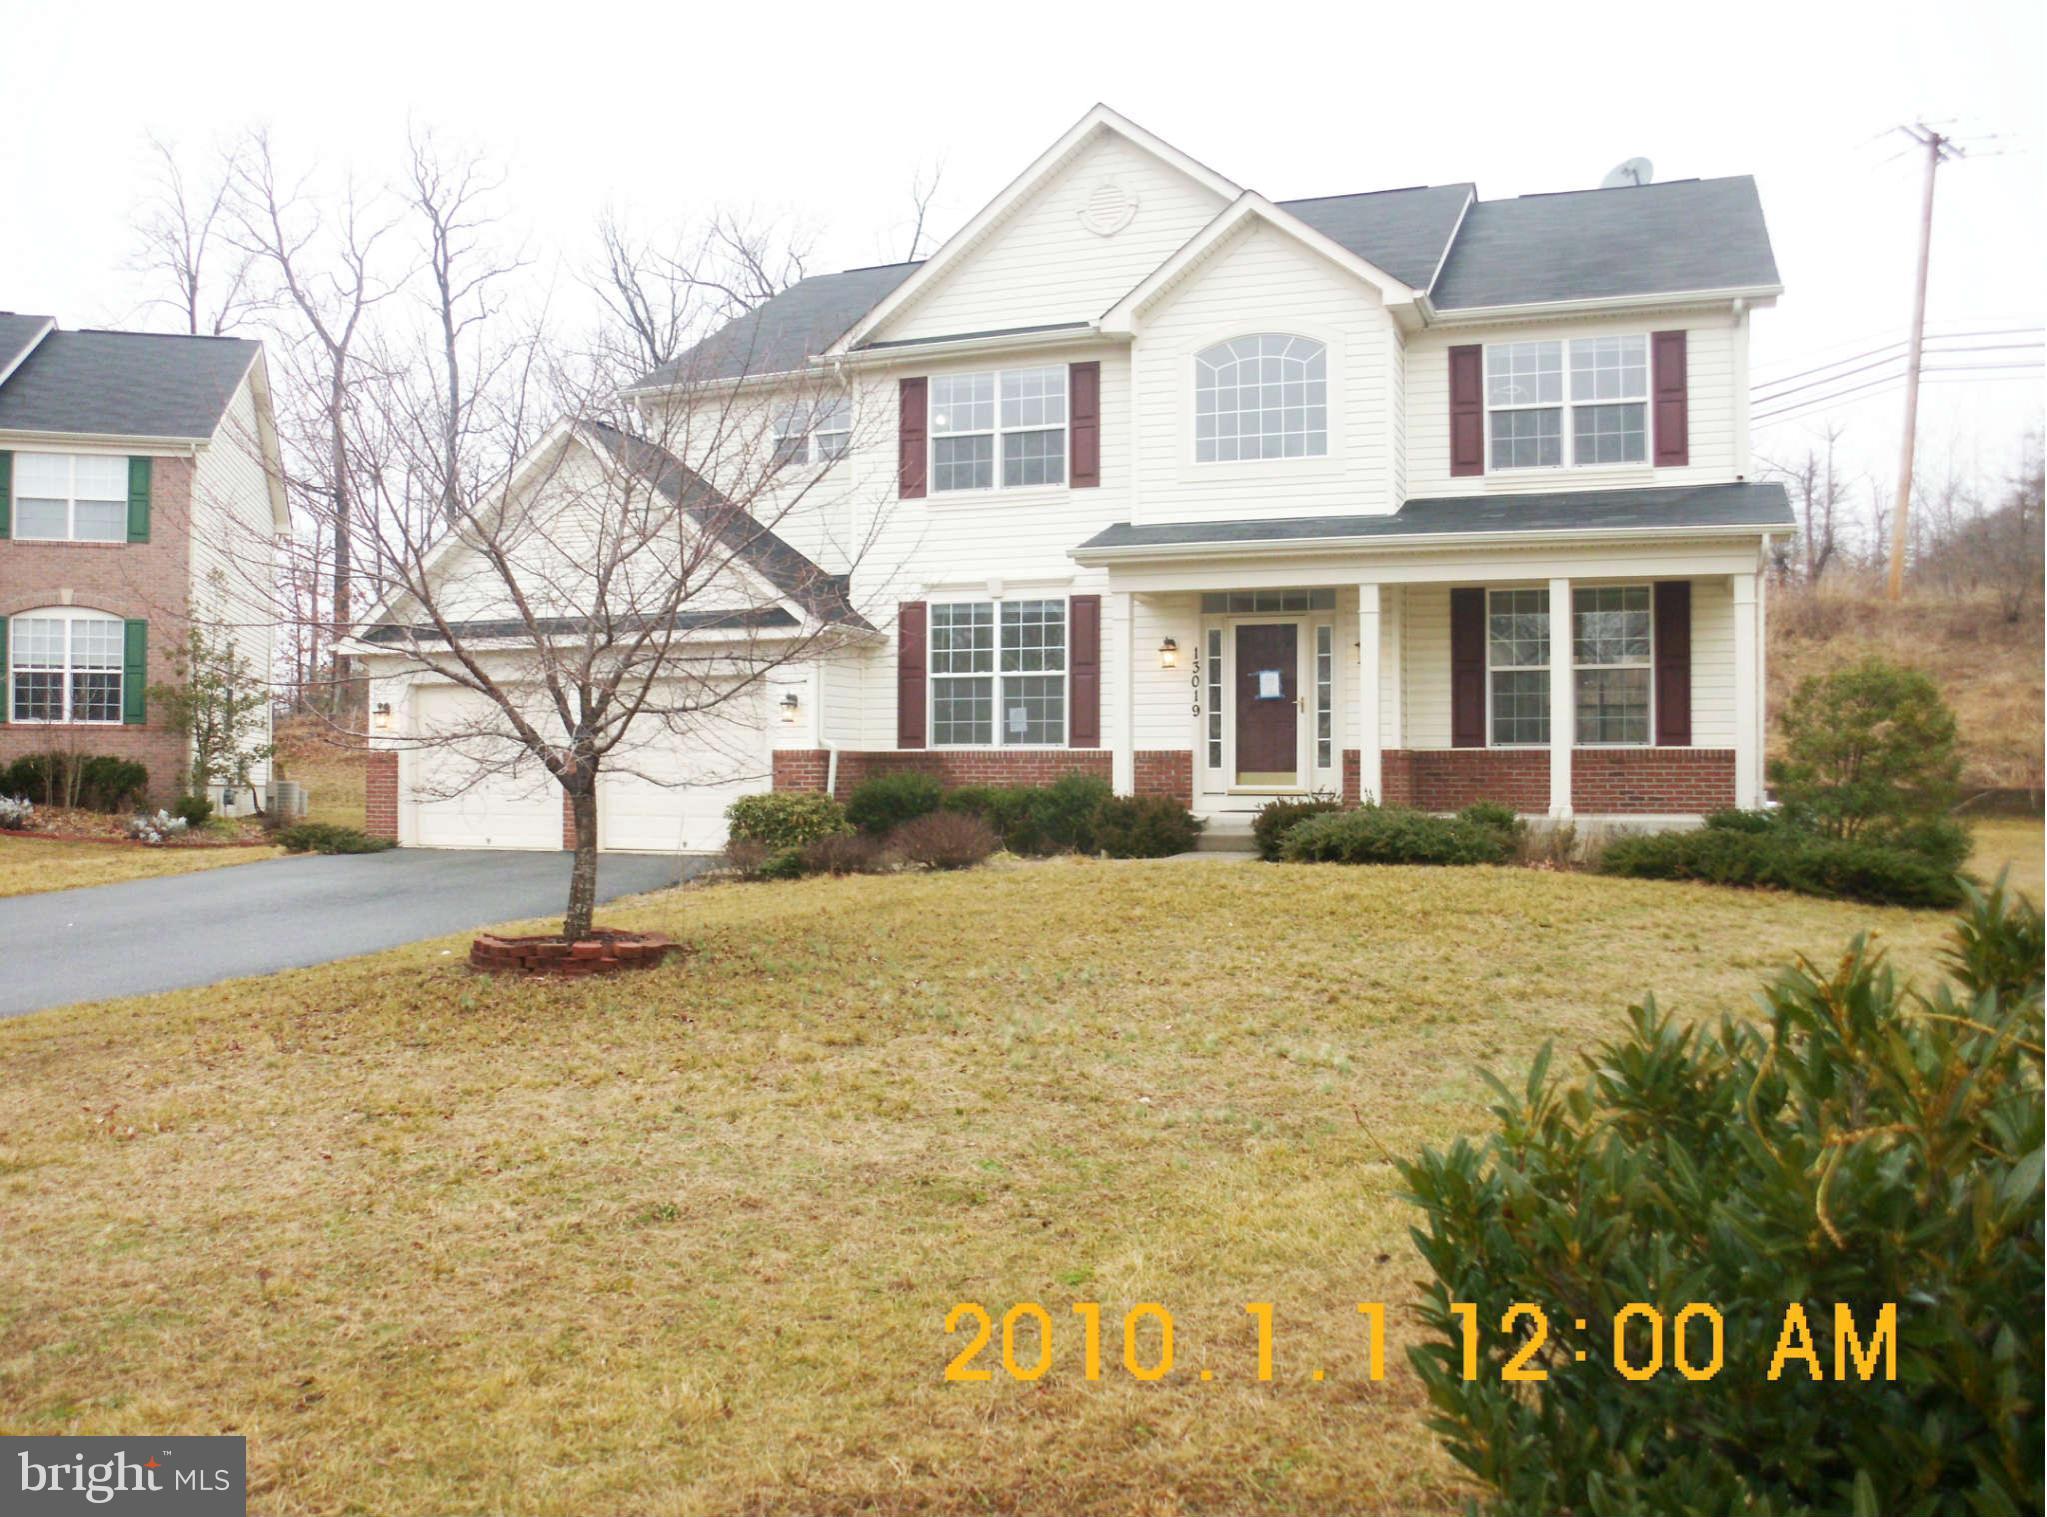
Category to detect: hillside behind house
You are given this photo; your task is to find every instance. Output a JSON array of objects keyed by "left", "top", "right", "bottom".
[{"left": 1769, "top": 582, "right": 2044, "bottom": 794}]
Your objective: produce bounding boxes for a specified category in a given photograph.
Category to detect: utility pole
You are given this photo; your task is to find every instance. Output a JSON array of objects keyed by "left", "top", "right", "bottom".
[{"left": 1887, "top": 124, "right": 1963, "bottom": 601}]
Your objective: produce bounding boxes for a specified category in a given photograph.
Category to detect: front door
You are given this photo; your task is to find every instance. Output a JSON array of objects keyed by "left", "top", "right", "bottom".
[{"left": 1234, "top": 623, "right": 1300, "bottom": 787}]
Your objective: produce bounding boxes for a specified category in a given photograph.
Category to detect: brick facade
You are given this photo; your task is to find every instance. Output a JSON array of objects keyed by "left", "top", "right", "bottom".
[
  {"left": 364, "top": 750, "right": 399, "bottom": 840},
  {"left": 1132, "top": 749, "right": 1193, "bottom": 806},
  {"left": 1383, "top": 749, "right": 1552, "bottom": 812},
  {"left": 0, "top": 454, "right": 195, "bottom": 804},
  {"left": 770, "top": 747, "right": 1199, "bottom": 804},
  {"left": 1571, "top": 747, "right": 1736, "bottom": 814}
]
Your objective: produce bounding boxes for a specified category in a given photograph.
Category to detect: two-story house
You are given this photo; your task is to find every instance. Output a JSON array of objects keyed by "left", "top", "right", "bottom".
[
  {"left": 0, "top": 316, "right": 287, "bottom": 811},
  {"left": 361, "top": 105, "right": 1789, "bottom": 852}
]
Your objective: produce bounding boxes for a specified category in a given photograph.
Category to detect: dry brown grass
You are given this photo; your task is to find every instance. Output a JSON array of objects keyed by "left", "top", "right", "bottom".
[
  {"left": 2, "top": 842, "right": 2025, "bottom": 1516},
  {"left": 1769, "top": 581, "right": 2044, "bottom": 788},
  {"left": 0, "top": 837, "right": 281, "bottom": 898},
  {"left": 274, "top": 719, "right": 368, "bottom": 829}
]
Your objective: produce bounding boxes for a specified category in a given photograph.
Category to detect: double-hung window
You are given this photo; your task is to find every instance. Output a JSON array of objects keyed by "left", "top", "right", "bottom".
[
  {"left": 770, "top": 396, "right": 851, "bottom": 470},
  {"left": 929, "top": 366, "right": 1066, "bottom": 492},
  {"left": 929, "top": 598, "right": 1066, "bottom": 745},
  {"left": 1486, "top": 336, "right": 1649, "bottom": 469},
  {"left": 14, "top": 453, "right": 127, "bottom": 541},
  {"left": 1483, "top": 586, "right": 1654, "bottom": 747},
  {"left": 9, "top": 609, "right": 124, "bottom": 723},
  {"left": 1487, "top": 589, "right": 1551, "bottom": 746},
  {"left": 1572, "top": 586, "right": 1652, "bottom": 744}
]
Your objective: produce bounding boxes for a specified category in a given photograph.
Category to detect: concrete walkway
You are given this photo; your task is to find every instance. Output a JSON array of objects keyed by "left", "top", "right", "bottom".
[{"left": 0, "top": 849, "right": 711, "bottom": 1018}]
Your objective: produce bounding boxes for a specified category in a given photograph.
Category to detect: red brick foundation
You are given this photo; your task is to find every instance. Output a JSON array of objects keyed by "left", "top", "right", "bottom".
[
  {"left": 1389, "top": 749, "right": 1552, "bottom": 812},
  {"left": 1572, "top": 748, "right": 1736, "bottom": 814},
  {"left": 1133, "top": 750, "right": 1193, "bottom": 806},
  {"left": 365, "top": 750, "right": 398, "bottom": 840},
  {"left": 770, "top": 748, "right": 1197, "bottom": 805}
]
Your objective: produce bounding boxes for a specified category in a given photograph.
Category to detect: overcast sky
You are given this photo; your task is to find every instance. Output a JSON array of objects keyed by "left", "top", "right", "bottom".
[{"left": 4, "top": 0, "right": 2041, "bottom": 497}]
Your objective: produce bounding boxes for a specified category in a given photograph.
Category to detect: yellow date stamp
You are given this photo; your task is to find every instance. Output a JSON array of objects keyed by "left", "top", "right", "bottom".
[{"left": 944, "top": 1300, "right": 1898, "bottom": 1385}]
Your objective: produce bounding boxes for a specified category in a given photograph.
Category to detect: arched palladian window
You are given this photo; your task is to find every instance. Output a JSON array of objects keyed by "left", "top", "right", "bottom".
[
  {"left": 1194, "top": 334, "right": 1327, "bottom": 462},
  {"left": 8, "top": 608, "right": 125, "bottom": 723}
]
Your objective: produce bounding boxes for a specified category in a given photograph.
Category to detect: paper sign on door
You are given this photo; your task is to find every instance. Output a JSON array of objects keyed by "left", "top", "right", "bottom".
[{"left": 1256, "top": 669, "right": 1284, "bottom": 699}]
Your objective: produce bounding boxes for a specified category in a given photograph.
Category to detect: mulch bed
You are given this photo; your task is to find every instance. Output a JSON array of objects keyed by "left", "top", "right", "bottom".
[
  {"left": 0, "top": 829, "right": 270, "bottom": 851},
  {"left": 469, "top": 928, "right": 683, "bottom": 978},
  {"left": 0, "top": 806, "right": 272, "bottom": 848}
]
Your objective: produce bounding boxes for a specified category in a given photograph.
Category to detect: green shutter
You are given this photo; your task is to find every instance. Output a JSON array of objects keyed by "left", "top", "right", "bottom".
[
  {"left": 122, "top": 620, "right": 147, "bottom": 725},
  {"left": 0, "top": 450, "right": 11, "bottom": 538},
  {"left": 127, "top": 456, "right": 152, "bottom": 543},
  {"left": 0, "top": 616, "right": 8, "bottom": 724}
]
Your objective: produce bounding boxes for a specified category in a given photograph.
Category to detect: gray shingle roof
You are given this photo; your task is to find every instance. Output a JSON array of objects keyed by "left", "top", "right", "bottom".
[
  {"left": 361, "top": 607, "right": 798, "bottom": 644},
  {"left": 632, "top": 262, "right": 922, "bottom": 388},
  {"left": 1073, "top": 481, "right": 1792, "bottom": 555},
  {"left": 1274, "top": 185, "right": 1474, "bottom": 291},
  {"left": 580, "top": 420, "right": 873, "bottom": 630},
  {"left": 633, "top": 172, "right": 1777, "bottom": 391},
  {"left": 0, "top": 327, "right": 260, "bottom": 439},
  {"left": 1430, "top": 177, "right": 1779, "bottom": 310},
  {"left": 0, "top": 313, "right": 54, "bottom": 382}
]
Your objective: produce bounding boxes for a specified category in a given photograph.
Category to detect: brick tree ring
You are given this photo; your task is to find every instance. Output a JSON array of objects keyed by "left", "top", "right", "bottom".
[{"left": 467, "top": 929, "right": 682, "bottom": 978}]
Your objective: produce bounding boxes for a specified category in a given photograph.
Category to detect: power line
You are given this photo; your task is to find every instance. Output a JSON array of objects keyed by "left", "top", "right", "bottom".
[
  {"left": 1752, "top": 365, "right": 2041, "bottom": 427},
  {"left": 1749, "top": 321, "right": 2043, "bottom": 381},
  {"left": 1750, "top": 339, "right": 2045, "bottom": 405},
  {"left": 1749, "top": 329, "right": 2043, "bottom": 399}
]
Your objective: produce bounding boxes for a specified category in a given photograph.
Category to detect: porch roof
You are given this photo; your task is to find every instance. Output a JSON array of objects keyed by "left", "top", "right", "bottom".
[{"left": 1071, "top": 481, "right": 1792, "bottom": 561}]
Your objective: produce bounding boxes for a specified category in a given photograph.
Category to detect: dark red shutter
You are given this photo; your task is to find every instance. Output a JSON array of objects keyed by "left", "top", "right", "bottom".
[
  {"left": 1068, "top": 594, "right": 1101, "bottom": 746},
  {"left": 1652, "top": 331, "right": 1688, "bottom": 467},
  {"left": 1653, "top": 581, "right": 1692, "bottom": 746},
  {"left": 1450, "top": 587, "right": 1487, "bottom": 748},
  {"left": 897, "top": 601, "right": 927, "bottom": 749},
  {"left": 898, "top": 377, "right": 928, "bottom": 499},
  {"left": 1449, "top": 345, "right": 1484, "bottom": 478},
  {"left": 1068, "top": 361, "right": 1100, "bottom": 488}
]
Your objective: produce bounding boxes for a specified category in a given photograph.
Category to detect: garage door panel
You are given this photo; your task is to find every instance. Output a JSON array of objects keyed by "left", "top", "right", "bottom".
[
  {"left": 409, "top": 687, "right": 561, "bottom": 850},
  {"left": 596, "top": 688, "right": 767, "bottom": 854}
]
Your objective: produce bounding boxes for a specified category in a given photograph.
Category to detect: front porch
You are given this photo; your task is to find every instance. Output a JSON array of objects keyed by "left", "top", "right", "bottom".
[{"left": 1101, "top": 556, "right": 1767, "bottom": 829}]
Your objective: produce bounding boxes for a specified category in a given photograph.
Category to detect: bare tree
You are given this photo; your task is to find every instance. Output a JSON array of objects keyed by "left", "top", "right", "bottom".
[
  {"left": 903, "top": 158, "right": 946, "bottom": 261},
  {"left": 129, "top": 134, "right": 258, "bottom": 335},
  {"left": 1763, "top": 421, "right": 1850, "bottom": 586},
  {"left": 401, "top": 126, "right": 527, "bottom": 523},
  {"left": 227, "top": 129, "right": 406, "bottom": 706},
  {"left": 306, "top": 320, "right": 890, "bottom": 938}
]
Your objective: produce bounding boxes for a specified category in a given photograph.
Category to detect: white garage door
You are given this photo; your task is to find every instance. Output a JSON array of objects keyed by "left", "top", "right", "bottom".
[
  {"left": 408, "top": 685, "right": 561, "bottom": 850},
  {"left": 596, "top": 687, "right": 767, "bottom": 854}
]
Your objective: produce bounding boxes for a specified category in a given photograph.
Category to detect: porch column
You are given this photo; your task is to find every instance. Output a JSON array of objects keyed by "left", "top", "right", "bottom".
[
  {"left": 1357, "top": 582, "right": 1382, "bottom": 803},
  {"left": 1548, "top": 576, "right": 1573, "bottom": 818},
  {"left": 1113, "top": 590, "right": 1136, "bottom": 796},
  {"left": 1733, "top": 572, "right": 1760, "bottom": 808}
]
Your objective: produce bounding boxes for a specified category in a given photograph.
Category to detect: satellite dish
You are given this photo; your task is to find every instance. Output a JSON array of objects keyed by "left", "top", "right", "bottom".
[{"left": 1601, "top": 157, "right": 1654, "bottom": 188}]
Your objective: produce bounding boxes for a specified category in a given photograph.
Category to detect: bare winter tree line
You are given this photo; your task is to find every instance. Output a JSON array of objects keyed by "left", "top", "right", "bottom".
[
  {"left": 127, "top": 127, "right": 922, "bottom": 935},
  {"left": 1762, "top": 422, "right": 2044, "bottom": 622}
]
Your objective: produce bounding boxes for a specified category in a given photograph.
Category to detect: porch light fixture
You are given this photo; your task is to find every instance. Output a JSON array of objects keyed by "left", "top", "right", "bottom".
[
  {"left": 372, "top": 701, "right": 393, "bottom": 732},
  {"left": 1158, "top": 637, "right": 1179, "bottom": 669},
  {"left": 779, "top": 692, "right": 802, "bottom": 724}
]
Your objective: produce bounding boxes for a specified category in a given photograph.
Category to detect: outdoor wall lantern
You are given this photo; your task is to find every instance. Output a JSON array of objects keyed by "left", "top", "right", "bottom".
[
  {"left": 1158, "top": 637, "right": 1179, "bottom": 669},
  {"left": 372, "top": 702, "right": 393, "bottom": 731},
  {"left": 780, "top": 692, "right": 802, "bottom": 724}
]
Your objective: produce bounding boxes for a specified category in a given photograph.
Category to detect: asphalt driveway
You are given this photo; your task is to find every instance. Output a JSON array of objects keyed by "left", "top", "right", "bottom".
[{"left": 0, "top": 849, "right": 711, "bottom": 1017}]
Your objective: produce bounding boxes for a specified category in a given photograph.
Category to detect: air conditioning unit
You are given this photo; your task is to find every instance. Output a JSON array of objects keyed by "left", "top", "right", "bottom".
[{"left": 264, "top": 780, "right": 309, "bottom": 819}]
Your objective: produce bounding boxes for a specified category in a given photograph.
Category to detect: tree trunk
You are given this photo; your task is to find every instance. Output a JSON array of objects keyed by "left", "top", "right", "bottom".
[{"left": 563, "top": 785, "right": 600, "bottom": 941}]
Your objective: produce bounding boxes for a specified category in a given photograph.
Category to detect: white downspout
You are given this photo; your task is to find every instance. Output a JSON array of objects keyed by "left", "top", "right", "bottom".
[{"left": 814, "top": 656, "right": 841, "bottom": 798}]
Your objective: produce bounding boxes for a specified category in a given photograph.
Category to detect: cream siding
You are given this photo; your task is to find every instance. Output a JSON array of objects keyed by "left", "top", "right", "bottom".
[
  {"left": 1127, "top": 222, "right": 1400, "bottom": 524},
  {"left": 188, "top": 373, "right": 279, "bottom": 787},
  {"left": 874, "top": 132, "right": 1229, "bottom": 344},
  {"left": 1403, "top": 309, "right": 1741, "bottom": 498}
]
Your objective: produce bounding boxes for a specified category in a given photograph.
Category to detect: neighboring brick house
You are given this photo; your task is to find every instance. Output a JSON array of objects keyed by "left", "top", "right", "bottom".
[
  {"left": 361, "top": 106, "right": 1792, "bottom": 852},
  {"left": 0, "top": 316, "right": 287, "bottom": 810}
]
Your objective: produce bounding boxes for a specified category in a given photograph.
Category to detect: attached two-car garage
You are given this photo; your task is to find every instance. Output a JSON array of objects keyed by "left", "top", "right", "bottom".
[{"left": 402, "top": 683, "right": 768, "bottom": 854}]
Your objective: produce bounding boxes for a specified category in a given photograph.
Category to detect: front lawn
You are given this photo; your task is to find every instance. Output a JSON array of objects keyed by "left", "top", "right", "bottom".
[
  {"left": 0, "top": 835, "right": 282, "bottom": 898},
  {"left": 0, "top": 853, "right": 2012, "bottom": 1514}
]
